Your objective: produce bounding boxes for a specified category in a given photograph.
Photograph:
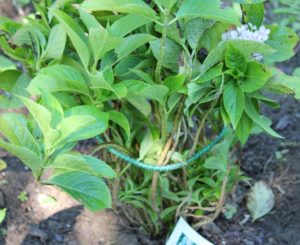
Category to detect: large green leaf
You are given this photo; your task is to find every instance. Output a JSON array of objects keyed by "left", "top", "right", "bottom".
[
  {"left": 0, "top": 139, "right": 42, "bottom": 173},
  {"left": 42, "top": 24, "right": 66, "bottom": 60},
  {"left": 177, "top": 0, "right": 240, "bottom": 25},
  {"left": 241, "top": 62, "right": 271, "bottom": 93},
  {"left": 126, "top": 95, "right": 151, "bottom": 116},
  {"left": 47, "top": 171, "right": 112, "bottom": 211},
  {"left": 89, "top": 27, "right": 108, "bottom": 63},
  {"left": 150, "top": 38, "right": 181, "bottom": 72},
  {"left": 79, "top": 9, "right": 101, "bottom": 29},
  {"left": 267, "top": 68, "right": 300, "bottom": 99},
  {"left": 109, "top": 14, "right": 152, "bottom": 37},
  {"left": 124, "top": 80, "right": 169, "bottom": 104},
  {"left": 265, "top": 25, "right": 299, "bottom": 63},
  {"left": 63, "top": 105, "right": 109, "bottom": 141},
  {"left": 163, "top": 74, "right": 185, "bottom": 94},
  {"left": 115, "top": 34, "right": 156, "bottom": 59},
  {"left": 243, "top": 3, "right": 264, "bottom": 27},
  {"left": 81, "top": 0, "right": 157, "bottom": 19},
  {"left": 185, "top": 18, "right": 214, "bottom": 49},
  {"left": 223, "top": 81, "right": 244, "bottom": 129},
  {"left": 52, "top": 9, "right": 90, "bottom": 68},
  {"left": 27, "top": 65, "right": 89, "bottom": 96},
  {"left": 48, "top": 154, "right": 115, "bottom": 178},
  {"left": 56, "top": 115, "right": 97, "bottom": 144}
]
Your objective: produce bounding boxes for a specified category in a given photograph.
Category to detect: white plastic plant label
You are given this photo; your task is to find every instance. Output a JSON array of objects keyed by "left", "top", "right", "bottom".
[{"left": 166, "top": 217, "right": 214, "bottom": 245}]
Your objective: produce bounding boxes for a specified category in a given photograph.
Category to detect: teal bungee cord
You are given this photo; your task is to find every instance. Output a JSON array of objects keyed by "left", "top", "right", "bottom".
[{"left": 95, "top": 127, "right": 228, "bottom": 172}]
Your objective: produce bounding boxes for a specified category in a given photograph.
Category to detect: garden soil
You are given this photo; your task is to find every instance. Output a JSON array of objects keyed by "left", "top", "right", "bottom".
[{"left": 1, "top": 1, "right": 300, "bottom": 244}]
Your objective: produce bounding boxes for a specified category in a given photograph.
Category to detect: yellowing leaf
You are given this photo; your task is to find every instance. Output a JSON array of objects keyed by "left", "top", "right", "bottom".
[
  {"left": 0, "top": 159, "right": 7, "bottom": 171},
  {"left": 247, "top": 181, "right": 275, "bottom": 221}
]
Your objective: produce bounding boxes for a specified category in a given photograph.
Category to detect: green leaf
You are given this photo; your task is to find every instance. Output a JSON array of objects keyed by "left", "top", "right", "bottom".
[
  {"left": 42, "top": 24, "right": 66, "bottom": 60},
  {"left": 0, "top": 209, "right": 6, "bottom": 224},
  {"left": 177, "top": 0, "right": 240, "bottom": 25},
  {"left": 139, "top": 131, "right": 154, "bottom": 160},
  {"left": 139, "top": 85, "right": 169, "bottom": 104},
  {"left": 187, "top": 83, "right": 212, "bottom": 104},
  {"left": 236, "top": 113, "right": 253, "bottom": 145},
  {"left": 116, "top": 34, "right": 156, "bottom": 59},
  {"left": 244, "top": 97, "right": 282, "bottom": 138},
  {"left": 204, "top": 155, "right": 227, "bottom": 172},
  {"left": 79, "top": 9, "right": 101, "bottom": 29},
  {"left": 109, "top": 110, "right": 131, "bottom": 138},
  {"left": 19, "top": 96, "right": 60, "bottom": 150},
  {"left": 185, "top": 18, "right": 214, "bottom": 49},
  {"left": 0, "top": 70, "right": 21, "bottom": 91},
  {"left": 0, "top": 113, "right": 40, "bottom": 155},
  {"left": 27, "top": 65, "right": 90, "bottom": 96},
  {"left": 248, "top": 92, "right": 279, "bottom": 108},
  {"left": 241, "top": 62, "right": 271, "bottom": 93},
  {"left": 196, "top": 63, "right": 223, "bottom": 83},
  {"left": 150, "top": 38, "right": 181, "bottom": 72},
  {"left": 225, "top": 44, "right": 247, "bottom": 73},
  {"left": 90, "top": 71, "right": 127, "bottom": 99},
  {"left": 0, "top": 55, "right": 16, "bottom": 72},
  {"left": 203, "top": 133, "right": 234, "bottom": 172},
  {"left": 265, "top": 25, "right": 299, "bottom": 63},
  {"left": 40, "top": 90, "right": 64, "bottom": 127},
  {"left": 247, "top": 181, "right": 275, "bottom": 221},
  {"left": 47, "top": 171, "right": 112, "bottom": 211},
  {"left": 109, "top": 14, "right": 152, "bottom": 37},
  {"left": 243, "top": 3, "right": 264, "bottom": 27},
  {"left": 163, "top": 74, "right": 185, "bottom": 94},
  {"left": 63, "top": 105, "right": 109, "bottom": 141},
  {"left": 89, "top": 27, "right": 108, "bottom": 63},
  {"left": 0, "top": 139, "right": 42, "bottom": 173},
  {"left": 49, "top": 154, "right": 115, "bottom": 178},
  {"left": 267, "top": 68, "right": 300, "bottom": 99},
  {"left": 81, "top": 0, "right": 157, "bottom": 19},
  {"left": 52, "top": 9, "right": 90, "bottom": 68},
  {"left": 124, "top": 80, "right": 169, "bottom": 104},
  {"left": 126, "top": 95, "right": 151, "bottom": 116},
  {"left": 223, "top": 81, "right": 245, "bottom": 129},
  {"left": 10, "top": 24, "right": 45, "bottom": 60}
]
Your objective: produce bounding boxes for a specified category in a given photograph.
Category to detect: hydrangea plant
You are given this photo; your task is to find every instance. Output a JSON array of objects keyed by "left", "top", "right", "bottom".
[{"left": 0, "top": 0, "right": 299, "bottom": 236}]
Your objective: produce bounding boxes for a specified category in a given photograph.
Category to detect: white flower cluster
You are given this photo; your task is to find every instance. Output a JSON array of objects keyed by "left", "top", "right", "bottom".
[{"left": 222, "top": 23, "right": 271, "bottom": 43}]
